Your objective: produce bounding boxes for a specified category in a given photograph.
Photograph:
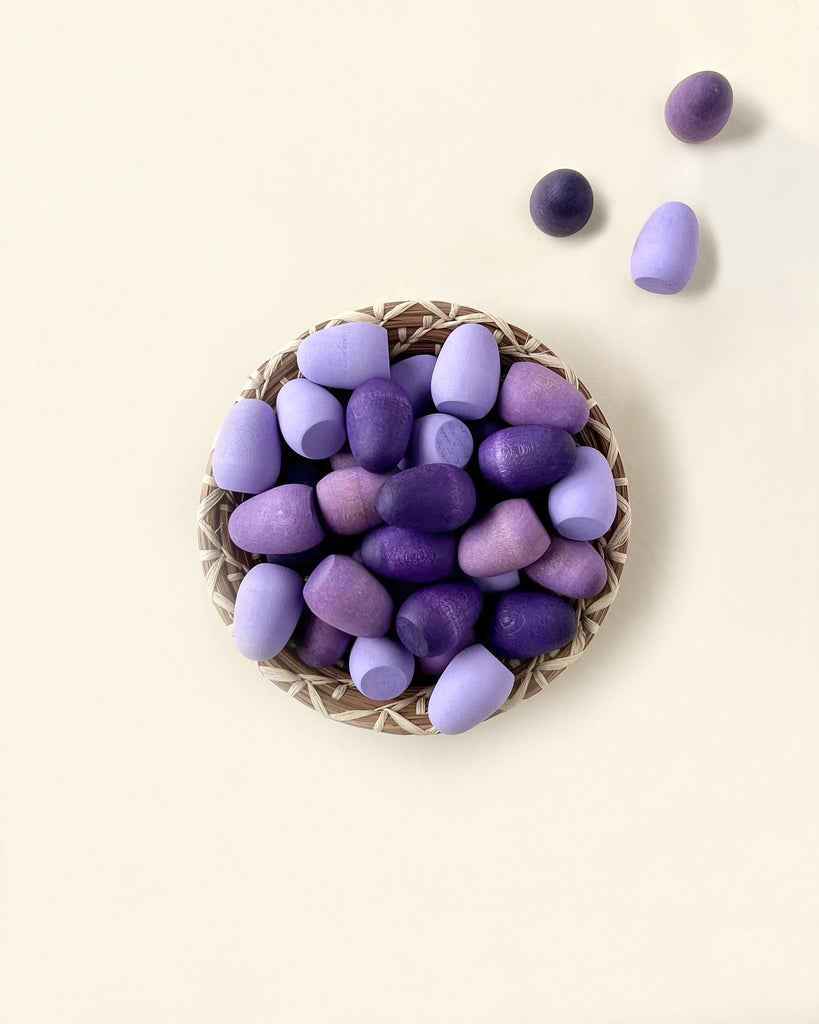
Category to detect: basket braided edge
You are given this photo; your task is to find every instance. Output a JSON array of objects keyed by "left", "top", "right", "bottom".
[{"left": 197, "top": 300, "right": 631, "bottom": 734}]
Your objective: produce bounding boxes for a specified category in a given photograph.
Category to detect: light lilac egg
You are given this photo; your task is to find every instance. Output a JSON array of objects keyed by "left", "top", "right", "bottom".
[
  {"left": 212, "top": 398, "right": 282, "bottom": 494},
  {"left": 390, "top": 354, "right": 437, "bottom": 415},
  {"left": 428, "top": 645, "right": 515, "bottom": 735},
  {"left": 276, "top": 378, "right": 346, "bottom": 460},
  {"left": 408, "top": 413, "right": 474, "bottom": 468},
  {"left": 233, "top": 562, "right": 304, "bottom": 661},
  {"left": 348, "top": 636, "right": 415, "bottom": 700},
  {"left": 631, "top": 202, "right": 699, "bottom": 295},
  {"left": 297, "top": 322, "right": 390, "bottom": 389},
  {"left": 547, "top": 446, "right": 617, "bottom": 541},
  {"left": 431, "top": 323, "right": 501, "bottom": 420}
]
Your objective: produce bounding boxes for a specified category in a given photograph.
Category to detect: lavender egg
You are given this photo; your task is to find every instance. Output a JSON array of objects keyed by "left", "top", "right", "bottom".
[
  {"left": 428, "top": 645, "right": 514, "bottom": 735},
  {"left": 276, "top": 378, "right": 346, "bottom": 460},
  {"left": 212, "top": 399, "right": 281, "bottom": 494},
  {"left": 390, "top": 354, "right": 436, "bottom": 415},
  {"left": 431, "top": 323, "right": 500, "bottom": 421},
  {"left": 349, "top": 636, "right": 415, "bottom": 700},
  {"left": 296, "top": 322, "right": 390, "bottom": 389},
  {"left": 547, "top": 446, "right": 617, "bottom": 541},
  {"left": 233, "top": 563, "right": 304, "bottom": 661},
  {"left": 408, "top": 413, "right": 474, "bottom": 468}
]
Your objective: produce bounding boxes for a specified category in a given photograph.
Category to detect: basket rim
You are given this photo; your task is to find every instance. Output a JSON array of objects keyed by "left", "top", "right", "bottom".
[{"left": 197, "top": 299, "right": 631, "bottom": 735}]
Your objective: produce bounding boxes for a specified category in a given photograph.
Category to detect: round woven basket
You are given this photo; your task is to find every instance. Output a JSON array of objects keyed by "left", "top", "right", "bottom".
[{"left": 197, "top": 300, "right": 631, "bottom": 734}]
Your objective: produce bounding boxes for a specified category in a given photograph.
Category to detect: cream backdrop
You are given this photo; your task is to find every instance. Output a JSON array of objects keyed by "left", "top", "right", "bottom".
[{"left": 2, "top": 1, "right": 818, "bottom": 1021}]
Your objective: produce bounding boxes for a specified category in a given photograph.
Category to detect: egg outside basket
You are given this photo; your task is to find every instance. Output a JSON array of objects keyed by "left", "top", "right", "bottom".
[{"left": 197, "top": 300, "right": 631, "bottom": 735}]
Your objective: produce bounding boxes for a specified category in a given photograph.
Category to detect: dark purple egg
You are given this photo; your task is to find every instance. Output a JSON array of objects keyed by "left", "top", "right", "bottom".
[
  {"left": 529, "top": 169, "right": 594, "bottom": 237},
  {"left": 295, "top": 611, "right": 351, "bottom": 669},
  {"left": 478, "top": 425, "right": 577, "bottom": 493},
  {"left": 486, "top": 591, "right": 577, "bottom": 659},
  {"left": 346, "top": 379, "right": 413, "bottom": 472},
  {"left": 375, "top": 464, "right": 476, "bottom": 533},
  {"left": 361, "top": 526, "right": 456, "bottom": 583},
  {"left": 395, "top": 582, "right": 483, "bottom": 658},
  {"left": 665, "top": 70, "right": 733, "bottom": 143}
]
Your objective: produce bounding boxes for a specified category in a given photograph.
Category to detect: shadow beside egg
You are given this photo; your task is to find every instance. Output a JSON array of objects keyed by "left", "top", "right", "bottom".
[{"left": 713, "top": 98, "right": 766, "bottom": 144}]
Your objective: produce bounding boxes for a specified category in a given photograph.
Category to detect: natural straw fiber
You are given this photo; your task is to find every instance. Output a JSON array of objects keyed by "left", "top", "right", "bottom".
[{"left": 197, "top": 300, "right": 631, "bottom": 734}]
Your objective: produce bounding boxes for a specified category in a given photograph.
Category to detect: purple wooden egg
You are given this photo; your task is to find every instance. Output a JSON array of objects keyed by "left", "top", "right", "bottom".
[
  {"left": 529, "top": 169, "right": 594, "bottom": 238},
  {"left": 469, "top": 570, "right": 520, "bottom": 593},
  {"left": 665, "top": 70, "right": 733, "bottom": 143},
  {"left": 408, "top": 413, "right": 474, "bottom": 468},
  {"left": 228, "top": 483, "right": 324, "bottom": 555},
  {"left": 458, "top": 499, "right": 550, "bottom": 578},
  {"left": 428, "top": 645, "right": 514, "bottom": 735},
  {"left": 390, "top": 354, "right": 436, "bottom": 415},
  {"left": 478, "top": 425, "right": 577, "bottom": 493},
  {"left": 296, "top": 322, "right": 390, "bottom": 389},
  {"left": 303, "top": 554, "right": 393, "bottom": 637},
  {"left": 346, "top": 379, "right": 413, "bottom": 473},
  {"left": 348, "top": 636, "right": 415, "bottom": 700},
  {"left": 417, "top": 628, "right": 476, "bottom": 676},
  {"left": 212, "top": 398, "right": 282, "bottom": 494},
  {"left": 375, "top": 464, "right": 476, "bottom": 533},
  {"left": 498, "top": 362, "right": 589, "bottom": 435},
  {"left": 431, "top": 323, "right": 501, "bottom": 420},
  {"left": 361, "top": 526, "right": 456, "bottom": 583},
  {"left": 276, "top": 378, "right": 346, "bottom": 459},
  {"left": 523, "top": 536, "right": 608, "bottom": 599},
  {"left": 631, "top": 202, "right": 699, "bottom": 295},
  {"left": 547, "top": 446, "right": 617, "bottom": 541},
  {"left": 315, "top": 467, "right": 389, "bottom": 536},
  {"left": 295, "top": 611, "right": 351, "bottom": 669},
  {"left": 487, "top": 591, "right": 577, "bottom": 659},
  {"left": 395, "top": 582, "right": 482, "bottom": 658},
  {"left": 233, "top": 563, "right": 304, "bottom": 661}
]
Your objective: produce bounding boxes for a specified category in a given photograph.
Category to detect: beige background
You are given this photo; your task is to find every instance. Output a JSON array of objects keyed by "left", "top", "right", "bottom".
[{"left": 2, "top": 1, "right": 818, "bottom": 1021}]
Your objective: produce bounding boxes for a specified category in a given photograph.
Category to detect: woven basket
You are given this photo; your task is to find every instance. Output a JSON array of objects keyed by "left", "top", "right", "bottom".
[{"left": 198, "top": 300, "right": 631, "bottom": 734}]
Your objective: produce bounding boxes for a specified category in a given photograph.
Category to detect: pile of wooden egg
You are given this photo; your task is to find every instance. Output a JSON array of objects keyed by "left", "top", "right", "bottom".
[{"left": 212, "top": 322, "right": 616, "bottom": 734}]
